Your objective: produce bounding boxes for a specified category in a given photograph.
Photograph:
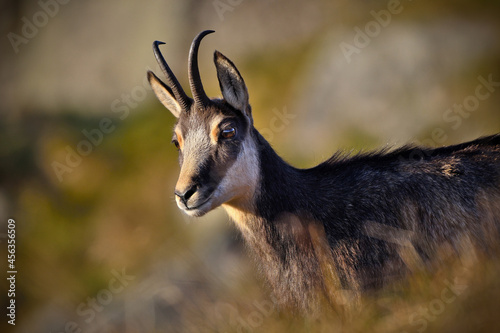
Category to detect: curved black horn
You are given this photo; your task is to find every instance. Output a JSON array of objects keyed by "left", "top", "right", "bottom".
[
  {"left": 188, "top": 30, "right": 215, "bottom": 108},
  {"left": 153, "top": 41, "right": 192, "bottom": 111}
]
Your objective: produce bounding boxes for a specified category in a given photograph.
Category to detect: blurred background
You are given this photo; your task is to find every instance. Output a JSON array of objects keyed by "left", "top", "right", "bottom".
[{"left": 1, "top": 0, "right": 500, "bottom": 332}]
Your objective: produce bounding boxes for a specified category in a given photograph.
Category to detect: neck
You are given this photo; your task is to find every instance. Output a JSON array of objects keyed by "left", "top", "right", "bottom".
[
  {"left": 222, "top": 128, "right": 310, "bottom": 225},
  {"left": 221, "top": 129, "right": 338, "bottom": 311}
]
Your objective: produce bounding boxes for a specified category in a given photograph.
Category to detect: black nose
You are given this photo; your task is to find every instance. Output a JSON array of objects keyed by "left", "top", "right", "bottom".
[{"left": 175, "top": 184, "right": 198, "bottom": 206}]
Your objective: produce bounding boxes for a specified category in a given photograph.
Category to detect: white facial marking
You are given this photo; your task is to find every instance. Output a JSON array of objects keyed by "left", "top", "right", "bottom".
[
  {"left": 177, "top": 124, "right": 210, "bottom": 184},
  {"left": 217, "top": 133, "right": 260, "bottom": 213}
]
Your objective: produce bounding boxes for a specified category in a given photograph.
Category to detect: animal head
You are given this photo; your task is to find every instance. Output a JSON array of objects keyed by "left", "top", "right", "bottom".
[{"left": 148, "top": 30, "right": 259, "bottom": 217}]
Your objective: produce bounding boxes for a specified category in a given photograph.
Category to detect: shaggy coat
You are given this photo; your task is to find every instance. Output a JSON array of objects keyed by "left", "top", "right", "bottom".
[{"left": 245, "top": 132, "right": 500, "bottom": 310}]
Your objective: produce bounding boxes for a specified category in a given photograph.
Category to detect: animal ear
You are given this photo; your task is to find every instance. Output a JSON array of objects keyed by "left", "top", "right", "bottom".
[
  {"left": 214, "top": 51, "right": 251, "bottom": 118},
  {"left": 147, "top": 70, "right": 182, "bottom": 118}
]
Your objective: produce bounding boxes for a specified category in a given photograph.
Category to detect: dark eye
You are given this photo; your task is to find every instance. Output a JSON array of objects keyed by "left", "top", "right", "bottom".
[
  {"left": 221, "top": 127, "right": 236, "bottom": 139},
  {"left": 172, "top": 139, "right": 180, "bottom": 150}
]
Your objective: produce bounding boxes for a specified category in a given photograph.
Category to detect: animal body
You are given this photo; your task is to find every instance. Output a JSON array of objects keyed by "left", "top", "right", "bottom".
[{"left": 148, "top": 30, "right": 500, "bottom": 311}]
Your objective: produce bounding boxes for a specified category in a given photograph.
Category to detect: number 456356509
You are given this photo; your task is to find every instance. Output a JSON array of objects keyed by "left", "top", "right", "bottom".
[{"left": 7, "top": 219, "right": 16, "bottom": 269}]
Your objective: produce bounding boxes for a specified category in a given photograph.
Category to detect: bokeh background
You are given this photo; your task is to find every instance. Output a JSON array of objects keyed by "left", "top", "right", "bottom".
[{"left": 1, "top": 0, "right": 500, "bottom": 332}]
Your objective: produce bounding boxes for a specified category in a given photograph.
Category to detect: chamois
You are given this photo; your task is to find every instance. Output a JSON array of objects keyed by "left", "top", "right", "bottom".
[{"left": 148, "top": 30, "right": 500, "bottom": 312}]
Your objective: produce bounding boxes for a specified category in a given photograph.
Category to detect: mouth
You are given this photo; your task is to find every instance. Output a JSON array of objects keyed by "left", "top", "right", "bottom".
[{"left": 180, "top": 195, "right": 214, "bottom": 217}]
